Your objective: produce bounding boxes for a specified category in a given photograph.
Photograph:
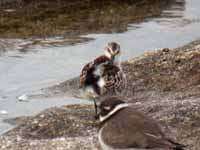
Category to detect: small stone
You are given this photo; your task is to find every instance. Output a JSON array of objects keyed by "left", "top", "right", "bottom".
[
  {"left": 33, "top": 119, "right": 39, "bottom": 124},
  {"left": 3, "top": 9, "right": 16, "bottom": 13},
  {"left": 135, "top": 102, "right": 142, "bottom": 105},
  {"left": 162, "top": 48, "right": 170, "bottom": 53},
  {"left": 18, "top": 94, "right": 29, "bottom": 102},
  {"left": 16, "top": 136, "right": 22, "bottom": 142},
  {"left": 0, "top": 110, "right": 8, "bottom": 115},
  {"left": 59, "top": 137, "right": 65, "bottom": 141}
]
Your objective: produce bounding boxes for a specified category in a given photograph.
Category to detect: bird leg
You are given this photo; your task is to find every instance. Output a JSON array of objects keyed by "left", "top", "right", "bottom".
[{"left": 93, "top": 98, "right": 98, "bottom": 119}]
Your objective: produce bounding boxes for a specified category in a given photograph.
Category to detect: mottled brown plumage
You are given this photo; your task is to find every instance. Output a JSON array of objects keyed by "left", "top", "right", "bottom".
[
  {"left": 79, "top": 55, "right": 111, "bottom": 89},
  {"left": 79, "top": 42, "right": 126, "bottom": 117},
  {"left": 79, "top": 56, "right": 126, "bottom": 97},
  {"left": 79, "top": 42, "right": 126, "bottom": 96},
  {"left": 102, "top": 64, "right": 126, "bottom": 94}
]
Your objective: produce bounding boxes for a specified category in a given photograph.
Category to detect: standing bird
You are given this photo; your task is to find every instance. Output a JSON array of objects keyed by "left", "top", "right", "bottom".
[
  {"left": 97, "top": 97, "right": 186, "bottom": 150},
  {"left": 79, "top": 42, "right": 126, "bottom": 117}
]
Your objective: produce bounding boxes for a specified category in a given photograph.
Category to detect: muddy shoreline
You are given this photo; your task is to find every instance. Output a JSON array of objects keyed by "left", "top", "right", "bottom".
[
  {"left": 1, "top": 40, "right": 200, "bottom": 150},
  {"left": 0, "top": 0, "right": 176, "bottom": 38}
]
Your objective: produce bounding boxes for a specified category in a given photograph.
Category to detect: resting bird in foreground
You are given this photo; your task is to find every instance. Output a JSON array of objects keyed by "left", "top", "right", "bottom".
[
  {"left": 79, "top": 42, "right": 126, "bottom": 117},
  {"left": 97, "top": 97, "right": 186, "bottom": 150}
]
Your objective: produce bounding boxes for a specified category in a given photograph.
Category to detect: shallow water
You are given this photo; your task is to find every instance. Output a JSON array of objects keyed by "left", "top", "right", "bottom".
[{"left": 0, "top": 0, "right": 200, "bottom": 134}]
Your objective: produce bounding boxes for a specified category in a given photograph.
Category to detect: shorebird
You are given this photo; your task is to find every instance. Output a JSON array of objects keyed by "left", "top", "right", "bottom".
[
  {"left": 79, "top": 42, "right": 126, "bottom": 117},
  {"left": 97, "top": 97, "right": 186, "bottom": 150}
]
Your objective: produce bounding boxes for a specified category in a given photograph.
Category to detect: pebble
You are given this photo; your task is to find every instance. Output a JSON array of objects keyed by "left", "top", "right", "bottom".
[
  {"left": 135, "top": 102, "right": 142, "bottom": 105},
  {"left": 18, "top": 94, "right": 29, "bottom": 102},
  {"left": 0, "top": 110, "right": 8, "bottom": 115},
  {"left": 3, "top": 9, "right": 16, "bottom": 13}
]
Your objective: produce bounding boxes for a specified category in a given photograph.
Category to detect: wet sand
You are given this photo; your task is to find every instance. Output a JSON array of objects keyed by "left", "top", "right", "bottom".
[{"left": 0, "top": 40, "right": 200, "bottom": 150}]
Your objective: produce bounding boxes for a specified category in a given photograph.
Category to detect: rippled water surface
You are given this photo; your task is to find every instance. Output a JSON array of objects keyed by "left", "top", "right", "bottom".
[{"left": 0, "top": 0, "right": 200, "bottom": 134}]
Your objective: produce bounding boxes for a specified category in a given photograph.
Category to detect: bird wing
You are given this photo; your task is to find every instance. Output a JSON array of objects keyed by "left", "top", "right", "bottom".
[
  {"left": 79, "top": 55, "right": 110, "bottom": 88},
  {"left": 80, "top": 62, "right": 93, "bottom": 88},
  {"left": 102, "top": 64, "right": 126, "bottom": 91},
  {"left": 101, "top": 108, "right": 184, "bottom": 149}
]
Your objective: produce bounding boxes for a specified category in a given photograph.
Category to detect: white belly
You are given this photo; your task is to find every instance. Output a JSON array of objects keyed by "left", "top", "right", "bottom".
[{"left": 79, "top": 86, "right": 97, "bottom": 99}]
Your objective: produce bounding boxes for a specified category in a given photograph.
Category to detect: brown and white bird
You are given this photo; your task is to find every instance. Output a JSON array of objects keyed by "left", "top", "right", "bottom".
[
  {"left": 97, "top": 97, "right": 186, "bottom": 150},
  {"left": 79, "top": 42, "right": 126, "bottom": 117}
]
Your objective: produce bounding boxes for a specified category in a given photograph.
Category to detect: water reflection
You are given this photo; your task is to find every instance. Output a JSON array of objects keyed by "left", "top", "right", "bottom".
[
  {"left": 155, "top": 0, "right": 200, "bottom": 28},
  {"left": 0, "top": 0, "right": 186, "bottom": 54},
  {"left": 162, "top": 0, "right": 185, "bottom": 18}
]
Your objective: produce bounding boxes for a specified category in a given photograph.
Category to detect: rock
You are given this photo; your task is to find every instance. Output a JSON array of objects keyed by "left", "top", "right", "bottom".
[
  {"left": 18, "top": 94, "right": 29, "bottom": 102},
  {"left": 0, "top": 110, "right": 8, "bottom": 115},
  {"left": 0, "top": 105, "right": 99, "bottom": 150},
  {"left": 1, "top": 40, "right": 200, "bottom": 149}
]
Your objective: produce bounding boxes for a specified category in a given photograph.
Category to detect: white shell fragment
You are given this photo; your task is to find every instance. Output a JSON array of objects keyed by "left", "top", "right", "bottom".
[
  {"left": 0, "top": 110, "right": 8, "bottom": 115},
  {"left": 18, "top": 94, "right": 29, "bottom": 102}
]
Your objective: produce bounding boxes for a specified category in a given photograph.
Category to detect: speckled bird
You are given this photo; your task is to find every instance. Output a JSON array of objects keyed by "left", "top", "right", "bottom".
[{"left": 79, "top": 42, "right": 126, "bottom": 117}]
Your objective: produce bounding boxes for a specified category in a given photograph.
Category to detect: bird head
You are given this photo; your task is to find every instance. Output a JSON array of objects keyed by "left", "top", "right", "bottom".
[
  {"left": 104, "top": 42, "right": 121, "bottom": 64},
  {"left": 97, "top": 97, "right": 129, "bottom": 122}
]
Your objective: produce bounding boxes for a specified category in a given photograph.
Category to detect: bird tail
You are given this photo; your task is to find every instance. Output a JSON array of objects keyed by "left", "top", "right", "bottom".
[
  {"left": 167, "top": 139, "right": 186, "bottom": 150},
  {"left": 174, "top": 146, "right": 186, "bottom": 150}
]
